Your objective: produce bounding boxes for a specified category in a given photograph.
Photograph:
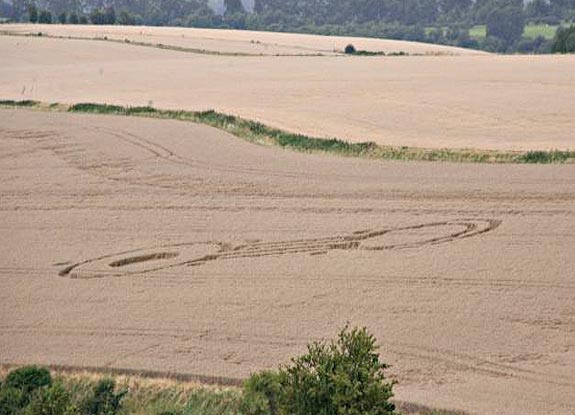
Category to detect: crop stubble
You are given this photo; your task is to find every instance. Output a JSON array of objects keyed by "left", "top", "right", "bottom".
[
  {"left": 0, "top": 110, "right": 574, "bottom": 414},
  {"left": 1, "top": 29, "right": 574, "bottom": 151},
  {"left": 1, "top": 25, "right": 575, "bottom": 415}
]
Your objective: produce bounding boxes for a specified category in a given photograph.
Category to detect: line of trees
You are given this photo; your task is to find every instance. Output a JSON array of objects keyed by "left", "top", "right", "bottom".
[
  {"left": 2, "top": 0, "right": 574, "bottom": 53},
  {"left": 552, "top": 24, "right": 575, "bottom": 51}
]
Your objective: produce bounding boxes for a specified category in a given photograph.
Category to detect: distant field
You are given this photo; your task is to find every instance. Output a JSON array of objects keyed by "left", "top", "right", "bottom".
[
  {"left": 470, "top": 23, "right": 561, "bottom": 40},
  {"left": 1, "top": 25, "right": 574, "bottom": 151},
  {"left": 1, "top": 23, "right": 486, "bottom": 56}
]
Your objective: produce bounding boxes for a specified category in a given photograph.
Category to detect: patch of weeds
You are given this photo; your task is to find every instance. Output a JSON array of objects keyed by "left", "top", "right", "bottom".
[
  {"left": 68, "top": 103, "right": 125, "bottom": 114},
  {"left": 6, "top": 99, "right": 574, "bottom": 164},
  {"left": 516, "top": 150, "right": 575, "bottom": 163},
  {"left": 0, "top": 100, "right": 40, "bottom": 107}
]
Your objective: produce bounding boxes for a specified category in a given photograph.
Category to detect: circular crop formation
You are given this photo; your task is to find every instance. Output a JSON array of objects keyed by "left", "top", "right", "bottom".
[{"left": 59, "top": 219, "right": 500, "bottom": 279}]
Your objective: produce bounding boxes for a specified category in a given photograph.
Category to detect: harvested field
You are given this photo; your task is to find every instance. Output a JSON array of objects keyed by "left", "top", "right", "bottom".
[
  {"left": 2, "top": 23, "right": 487, "bottom": 56},
  {"left": 1, "top": 28, "right": 574, "bottom": 151},
  {"left": 1, "top": 109, "right": 574, "bottom": 415}
]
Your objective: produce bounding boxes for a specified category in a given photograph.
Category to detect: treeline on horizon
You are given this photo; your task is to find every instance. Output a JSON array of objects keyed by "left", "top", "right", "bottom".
[{"left": 1, "top": 0, "right": 575, "bottom": 53}]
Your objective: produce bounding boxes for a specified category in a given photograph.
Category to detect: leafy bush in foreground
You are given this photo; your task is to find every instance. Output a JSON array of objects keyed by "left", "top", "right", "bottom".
[
  {"left": 242, "top": 325, "right": 397, "bottom": 415},
  {"left": 82, "top": 378, "right": 127, "bottom": 415},
  {"left": 0, "top": 386, "right": 25, "bottom": 415},
  {"left": 24, "top": 381, "right": 77, "bottom": 415},
  {"left": 0, "top": 366, "right": 52, "bottom": 414},
  {"left": 241, "top": 371, "right": 281, "bottom": 415},
  {"left": 4, "top": 366, "right": 52, "bottom": 396}
]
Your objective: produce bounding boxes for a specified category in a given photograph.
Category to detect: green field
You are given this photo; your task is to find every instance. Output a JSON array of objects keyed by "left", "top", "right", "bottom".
[{"left": 469, "top": 23, "right": 560, "bottom": 40}]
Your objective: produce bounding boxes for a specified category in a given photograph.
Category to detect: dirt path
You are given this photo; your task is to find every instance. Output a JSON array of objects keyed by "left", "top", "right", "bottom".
[{"left": 1, "top": 110, "right": 574, "bottom": 414}]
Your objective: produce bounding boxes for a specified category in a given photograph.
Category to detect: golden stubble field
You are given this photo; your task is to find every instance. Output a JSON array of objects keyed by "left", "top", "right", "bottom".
[
  {"left": 1, "top": 109, "right": 574, "bottom": 415},
  {"left": 2, "top": 23, "right": 488, "bottom": 56},
  {"left": 1, "top": 25, "right": 574, "bottom": 151},
  {"left": 1, "top": 25, "right": 575, "bottom": 415}
]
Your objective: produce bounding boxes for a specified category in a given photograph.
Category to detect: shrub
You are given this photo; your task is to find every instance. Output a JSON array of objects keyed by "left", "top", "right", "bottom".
[
  {"left": 184, "top": 389, "right": 241, "bottom": 415},
  {"left": 0, "top": 386, "right": 25, "bottom": 415},
  {"left": 518, "top": 150, "right": 575, "bottom": 163},
  {"left": 24, "top": 382, "right": 77, "bottom": 415},
  {"left": 344, "top": 44, "right": 356, "bottom": 54},
  {"left": 517, "top": 36, "right": 552, "bottom": 54},
  {"left": 0, "top": 100, "right": 40, "bottom": 107},
  {"left": 5, "top": 366, "right": 52, "bottom": 396},
  {"left": 242, "top": 325, "right": 397, "bottom": 415},
  {"left": 82, "top": 379, "right": 127, "bottom": 415},
  {"left": 241, "top": 371, "right": 281, "bottom": 415}
]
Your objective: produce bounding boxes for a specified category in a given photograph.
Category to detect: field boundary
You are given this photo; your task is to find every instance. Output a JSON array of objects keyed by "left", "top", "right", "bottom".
[
  {"left": 1, "top": 99, "right": 573, "bottom": 164},
  {"left": 0, "top": 29, "right": 333, "bottom": 57},
  {"left": 0, "top": 28, "right": 463, "bottom": 57},
  {"left": 0, "top": 362, "right": 243, "bottom": 386},
  {"left": 0, "top": 363, "right": 469, "bottom": 415}
]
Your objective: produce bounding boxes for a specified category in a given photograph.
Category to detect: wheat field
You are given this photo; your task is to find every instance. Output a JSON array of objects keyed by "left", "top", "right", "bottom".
[{"left": 1, "top": 26, "right": 574, "bottom": 415}]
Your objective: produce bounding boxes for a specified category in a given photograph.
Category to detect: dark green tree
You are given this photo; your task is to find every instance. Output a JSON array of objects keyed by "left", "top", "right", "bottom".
[
  {"left": 103, "top": 6, "right": 116, "bottom": 24},
  {"left": 187, "top": 4, "right": 217, "bottom": 27},
  {"left": 38, "top": 9, "right": 53, "bottom": 22},
  {"left": 224, "top": 0, "right": 246, "bottom": 15},
  {"left": 28, "top": 4, "right": 38, "bottom": 22},
  {"left": 90, "top": 8, "right": 105, "bottom": 24},
  {"left": 58, "top": 11, "right": 67, "bottom": 23},
  {"left": 486, "top": 4, "right": 525, "bottom": 46},
  {"left": 117, "top": 10, "right": 136, "bottom": 25},
  {"left": 552, "top": 25, "right": 575, "bottom": 52},
  {"left": 526, "top": 0, "right": 552, "bottom": 20}
]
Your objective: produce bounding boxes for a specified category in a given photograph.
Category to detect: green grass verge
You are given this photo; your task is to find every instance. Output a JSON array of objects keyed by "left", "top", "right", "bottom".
[
  {"left": 0, "top": 365, "right": 468, "bottom": 415},
  {"left": 0, "top": 99, "right": 41, "bottom": 107},
  {"left": 1, "top": 100, "right": 573, "bottom": 164}
]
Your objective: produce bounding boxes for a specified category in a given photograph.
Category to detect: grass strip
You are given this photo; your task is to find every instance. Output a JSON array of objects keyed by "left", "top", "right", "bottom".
[
  {"left": 0, "top": 364, "right": 469, "bottom": 415},
  {"left": 1, "top": 99, "right": 573, "bottom": 164}
]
